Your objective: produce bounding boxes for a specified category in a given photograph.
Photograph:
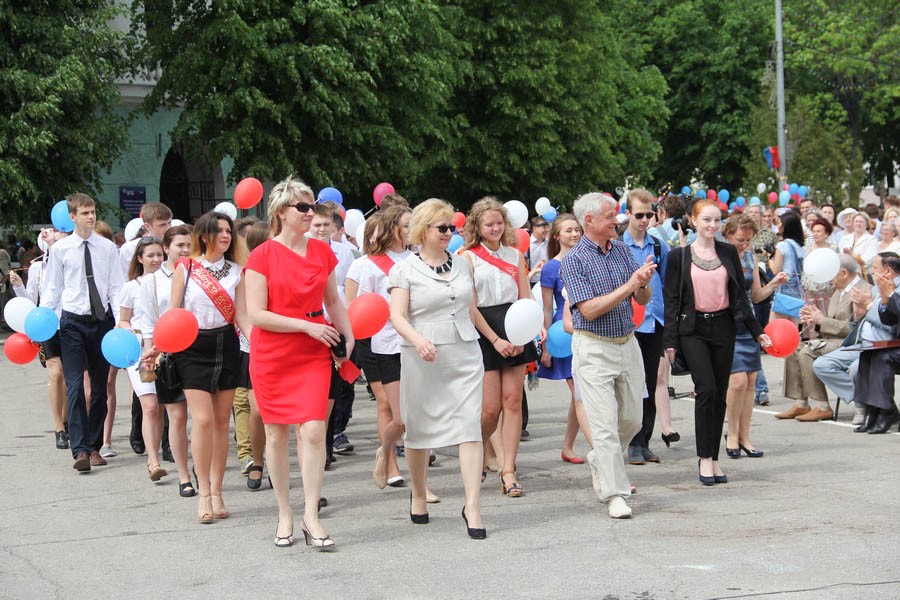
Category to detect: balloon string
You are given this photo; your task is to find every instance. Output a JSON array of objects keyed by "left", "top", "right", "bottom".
[{"left": 364, "top": 206, "right": 379, "bottom": 217}]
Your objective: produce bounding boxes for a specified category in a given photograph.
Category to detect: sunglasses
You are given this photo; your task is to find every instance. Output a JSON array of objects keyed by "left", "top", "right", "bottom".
[
  {"left": 138, "top": 236, "right": 162, "bottom": 245},
  {"left": 432, "top": 224, "right": 456, "bottom": 234},
  {"left": 289, "top": 203, "right": 315, "bottom": 213},
  {"left": 631, "top": 212, "right": 656, "bottom": 220}
]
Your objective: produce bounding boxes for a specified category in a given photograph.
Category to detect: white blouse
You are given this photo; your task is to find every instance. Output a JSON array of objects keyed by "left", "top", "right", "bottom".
[
  {"left": 470, "top": 244, "right": 521, "bottom": 307},
  {"left": 178, "top": 257, "right": 241, "bottom": 330},
  {"left": 354, "top": 249, "right": 410, "bottom": 354},
  {"left": 117, "top": 278, "right": 148, "bottom": 330},
  {"left": 838, "top": 232, "right": 878, "bottom": 267},
  {"left": 138, "top": 264, "right": 175, "bottom": 340}
]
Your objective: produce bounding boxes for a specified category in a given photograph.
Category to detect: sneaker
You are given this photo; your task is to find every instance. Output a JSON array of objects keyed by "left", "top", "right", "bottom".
[
  {"left": 240, "top": 456, "right": 254, "bottom": 476},
  {"left": 333, "top": 433, "right": 354, "bottom": 454},
  {"left": 606, "top": 495, "right": 632, "bottom": 519},
  {"left": 851, "top": 406, "right": 865, "bottom": 426},
  {"left": 99, "top": 445, "right": 117, "bottom": 458},
  {"left": 755, "top": 391, "right": 770, "bottom": 406}
]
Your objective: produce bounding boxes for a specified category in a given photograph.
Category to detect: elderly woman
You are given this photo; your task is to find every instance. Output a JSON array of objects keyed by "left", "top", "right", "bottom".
[
  {"left": 839, "top": 212, "right": 878, "bottom": 271},
  {"left": 389, "top": 198, "right": 486, "bottom": 539},
  {"left": 244, "top": 176, "right": 354, "bottom": 549},
  {"left": 878, "top": 222, "right": 900, "bottom": 255}
]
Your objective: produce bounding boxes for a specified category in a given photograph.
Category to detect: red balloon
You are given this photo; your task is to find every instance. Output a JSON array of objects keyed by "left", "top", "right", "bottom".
[
  {"left": 631, "top": 298, "right": 646, "bottom": 327},
  {"left": 767, "top": 192, "right": 778, "bottom": 204},
  {"left": 453, "top": 211, "right": 466, "bottom": 229},
  {"left": 707, "top": 189, "right": 717, "bottom": 201},
  {"left": 718, "top": 202, "right": 728, "bottom": 211},
  {"left": 339, "top": 207, "right": 346, "bottom": 220},
  {"left": 4, "top": 333, "right": 39, "bottom": 364},
  {"left": 763, "top": 318, "right": 800, "bottom": 358},
  {"left": 373, "top": 182, "right": 395, "bottom": 207},
  {"left": 783, "top": 183, "right": 790, "bottom": 190},
  {"left": 234, "top": 177, "right": 264, "bottom": 209},
  {"left": 154, "top": 308, "right": 200, "bottom": 352},
  {"left": 515, "top": 228, "right": 530, "bottom": 254},
  {"left": 347, "top": 293, "right": 390, "bottom": 339}
]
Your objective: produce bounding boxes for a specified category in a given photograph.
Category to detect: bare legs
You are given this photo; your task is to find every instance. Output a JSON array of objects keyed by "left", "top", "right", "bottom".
[
  {"left": 102, "top": 367, "right": 118, "bottom": 448},
  {"left": 481, "top": 365, "right": 527, "bottom": 488},
  {"left": 561, "top": 379, "right": 593, "bottom": 456},
  {"left": 46, "top": 357, "right": 67, "bottom": 431},
  {"left": 655, "top": 357, "right": 676, "bottom": 435},
  {"left": 138, "top": 392, "right": 164, "bottom": 469},
  {"left": 248, "top": 390, "right": 265, "bottom": 484},
  {"left": 184, "top": 388, "right": 235, "bottom": 518},
  {"left": 726, "top": 371, "right": 758, "bottom": 451},
  {"left": 378, "top": 380, "right": 405, "bottom": 481},
  {"left": 164, "top": 401, "right": 190, "bottom": 484}
]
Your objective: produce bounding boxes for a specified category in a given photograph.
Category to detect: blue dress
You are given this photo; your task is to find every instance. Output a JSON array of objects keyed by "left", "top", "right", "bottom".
[
  {"left": 537, "top": 258, "right": 572, "bottom": 380},
  {"left": 731, "top": 249, "right": 762, "bottom": 374}
]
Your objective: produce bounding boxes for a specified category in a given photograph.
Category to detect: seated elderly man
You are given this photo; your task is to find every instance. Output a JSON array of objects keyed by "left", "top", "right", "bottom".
[
  {"left": 812, "top": 252, "right": 900, "bottom": 429},
  {"left": 852, "top": 256, "right": 900, "bottom": 434},
  {"left": 776, "top": 254, "right": 870, "bottom": 422}
]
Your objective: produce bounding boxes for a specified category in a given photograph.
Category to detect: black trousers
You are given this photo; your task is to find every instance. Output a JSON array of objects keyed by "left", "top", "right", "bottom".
[
  {"left": 854, "top": 348, "right": 900, "bottom": 411},
  {"left": 679, "top": 313, "right": 735, "bottom": 460},
  {"left": 59, "top": 312, "right": 113, "bottom": 457},
  {"left": 631, "top": 325, "right": 663, "bottom": 448}
]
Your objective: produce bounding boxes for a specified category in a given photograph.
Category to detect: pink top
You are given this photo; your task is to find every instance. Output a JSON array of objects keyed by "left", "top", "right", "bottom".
[{"left": 691, "top": 264, "right": 729, "bottom": 312}]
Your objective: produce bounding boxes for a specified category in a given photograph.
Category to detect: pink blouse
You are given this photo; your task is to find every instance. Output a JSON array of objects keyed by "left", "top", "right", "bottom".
[{"left": 691, "top": 264, "right": 729, "bottom": 312}]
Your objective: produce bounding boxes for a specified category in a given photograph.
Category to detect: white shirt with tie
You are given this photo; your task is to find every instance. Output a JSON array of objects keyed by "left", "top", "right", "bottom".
[{"left": 40, "top": 232, "right": 123, "bottom": 318}]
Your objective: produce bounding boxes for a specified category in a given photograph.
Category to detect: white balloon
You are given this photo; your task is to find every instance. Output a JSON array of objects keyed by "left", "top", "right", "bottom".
[
  {"left": 214, "top": 202, "right": 238, "bottom": 220},
  {"left": 503, "top": 200, "right": 529, "bottom": 229},
  {"left": 803, "top": 248, "right": 841, "bottom": 284},
  {"left": 354, "top": 221, "right": 367, "bottom": 251},
  {"left": 535, "top": 197, "right": 552, "bottom": 215},
  {"left": 756, "top": 182, "right": 767, "bottom": 195},
  {"left": 4, "top": 297, "right": 36, "bottom": 334},
  {"left": 171, "top": 219, "right": 185, "bottom": 227},
  {"left": 344, "top": 209, "right": 365, "bottom": 238},
  {"left": 124, "top": 218, "right": 143, "bottom": 242},
  {"left": 531, "top": 282, "right": 556, "bottom": 314},
  {"left": 504, "top": 298, "right": 543, "bottom": 345}
]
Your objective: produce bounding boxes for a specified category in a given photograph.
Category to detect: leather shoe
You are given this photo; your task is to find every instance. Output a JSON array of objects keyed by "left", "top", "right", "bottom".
[
  {"left": 89, "top": 450, "right": 107, "bottom": 466},
  {"left": 796, "top": 407, "right": 834, "bottom": 422},
  {"left": 867, "top": 407, "right": 900, "bottom": 434},
  {"left": 641, "top": 447, "right": 660, "bottom": 463},
  {"left": 130, "top": 437, "right": 145, "bottom": 455},
  {"left": 627, "top": 446, "right": 645, "bottom": 465},
  {"left": 853, "top": 405, "right": 879, "bottom": 433},
  {"left": 775, "top": 405, "right": 811, "bottom": 419},
  {"left": 55, "top": 431, "right": 69, "bottom": 450},
  {"left": 73, "top": 452, "right": 91, "bottom": 472}
]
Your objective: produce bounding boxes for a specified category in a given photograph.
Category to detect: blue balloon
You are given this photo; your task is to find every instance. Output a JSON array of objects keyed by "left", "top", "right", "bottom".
[
  {"left": 749, "top": 196, "right": 761, "bottom": 206},
  {"left": 681, "top": 186, "right": 691, "bottom": 195},
  {"left": 542, "top": 208, "right": 558, "bottom": 222},
  {"left": 317, "top": 186, "right": 343, "bottom": 205},
  {"left": 736, "top": 196, "right": 746, "bottom": 208},
  {"left": 798, "top": 185, "right": 808, "bottom": 197},
  {"left": 719, "top": 189, "right": 730, "bottom": 203},
  {"left": 50, "top": 200, "right": 74, "bottom": 232},
  {"left": 728, "top": 202, "right": 736, "bottom": 212},
  {"left": 779, "top": 190, "right": 791, "bottom": 206},
  {"left": 696, "top": 190, "right": 707, "bottom": 199},
  {"left": 789, "top": 183, "right": 799, "bottom": 195},
  {"left": 546, "top": 321, "right": 572, "bottom": 358},
  {"left": 447, "top": 233, "right": 464, "bottom": 253},
  {"left": 24, "top": 307, "right": 59, "bottom": 342},
  {"left": 101, "top": 329, "right": 141, "bottom": 368}
]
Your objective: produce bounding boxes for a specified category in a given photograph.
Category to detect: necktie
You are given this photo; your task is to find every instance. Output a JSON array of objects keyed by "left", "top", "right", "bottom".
[{"left": 84, "top": 241, "right": 106, "bottom": 320}]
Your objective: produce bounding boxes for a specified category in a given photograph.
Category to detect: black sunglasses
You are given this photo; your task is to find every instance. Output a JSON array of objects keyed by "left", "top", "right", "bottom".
[
  {"left": 631, "top": 212, "right": 656, "bottom": 220},
  {"left": 432, "top": 224, "right": 456, "bottom": 234},
  {"left": 289, "top": 202, "right": 315, "bottom": 213}
]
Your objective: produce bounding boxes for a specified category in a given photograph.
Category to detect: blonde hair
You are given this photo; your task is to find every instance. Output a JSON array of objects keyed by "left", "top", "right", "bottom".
[
  {"left": 267, "top": 175, "right": 314, "bottom": 235},
  {"left": 410, "top": 199, "right": 454, "bottom": 246},
  {"left": 463, "top": 196, "right": 515, "bottom": 250},
  {"left": 722, "top": 213, "right": 758, "bottom": 238}
]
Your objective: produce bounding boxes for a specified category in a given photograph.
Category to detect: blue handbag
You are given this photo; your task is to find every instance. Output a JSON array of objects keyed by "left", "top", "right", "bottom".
[{"left": 772, "top": 292, "right": 805, "bottom": 318}]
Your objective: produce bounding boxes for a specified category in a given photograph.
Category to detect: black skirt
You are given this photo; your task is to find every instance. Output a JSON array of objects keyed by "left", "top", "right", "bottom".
[
  {"left": 355, "top": 338, "right": 381, "bottom": 383},
  {"left": 373, "top": 352, "right": 401, "bottom": 385},
  {"left": 175, "top": 325, "right": 240, "bottom": 393},
  {"left": 156, "top": 372, "right": 186, "bottom": 405},
  {"left": 477, "top": 303, "right": 539, "bottom": 372}
]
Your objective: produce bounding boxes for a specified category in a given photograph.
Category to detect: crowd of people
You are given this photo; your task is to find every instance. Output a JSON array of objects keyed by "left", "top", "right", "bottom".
[{"left": 8, "top": 184, "right": 900, "bottom": 546}]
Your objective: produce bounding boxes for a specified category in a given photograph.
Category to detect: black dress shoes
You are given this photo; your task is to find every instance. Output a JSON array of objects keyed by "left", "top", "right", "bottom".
[
  {"left": 55, "top": 430, "right": 69, "bottom": 450},
  {"left": 130, "top": 436, "right": 146, "bottom": 455},
  {"left": 867, "top": 406, "right": 900, "bottom": 434},
  {"left": 853, "top": 406, "right": 880, "bottom": 433}
]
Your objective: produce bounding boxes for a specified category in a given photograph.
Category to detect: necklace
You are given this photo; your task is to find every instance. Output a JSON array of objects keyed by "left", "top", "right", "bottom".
[
  {"left": 416, "top": 251, "right": 453, "bottom": 274},
  {"left": 205, "top": 260, "right": 232, "bottom": 281},
  {"left": 690, "top": 246, "right": 722, "bottom": 271}
]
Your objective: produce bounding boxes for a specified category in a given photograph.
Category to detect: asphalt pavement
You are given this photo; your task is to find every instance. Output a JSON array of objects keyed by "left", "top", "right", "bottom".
[{"left": 1, "top": 347, "right": 899, "bottom": 600}]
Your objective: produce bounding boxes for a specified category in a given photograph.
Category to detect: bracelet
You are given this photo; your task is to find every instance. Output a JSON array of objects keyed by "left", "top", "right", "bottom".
[{"left": 491, "top": 336, "right": 499, "bottom": 344}]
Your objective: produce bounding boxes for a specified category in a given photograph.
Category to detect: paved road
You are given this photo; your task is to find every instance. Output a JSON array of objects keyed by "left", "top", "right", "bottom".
[{"left": 1, "top": 348, "right": 898, "bottom": 599}]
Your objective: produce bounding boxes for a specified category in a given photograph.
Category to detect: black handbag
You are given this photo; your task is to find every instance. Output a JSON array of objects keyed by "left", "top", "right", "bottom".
[
  {"left": 154, "top": 261, "right": 192, "bottom": 388},
  {"left": 671, "top": 248, "right": 691, "bottom": 376}
]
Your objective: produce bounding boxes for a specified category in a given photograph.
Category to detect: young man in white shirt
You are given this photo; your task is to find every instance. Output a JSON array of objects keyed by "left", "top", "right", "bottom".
[{"left": 41, "top": 194, "right": 124, "bottom": 472}]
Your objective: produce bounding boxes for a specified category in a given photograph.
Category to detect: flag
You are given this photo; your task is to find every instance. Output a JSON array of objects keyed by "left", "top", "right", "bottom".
[{"left": 762, "top": 146, "right": 780, "bottom": 171}]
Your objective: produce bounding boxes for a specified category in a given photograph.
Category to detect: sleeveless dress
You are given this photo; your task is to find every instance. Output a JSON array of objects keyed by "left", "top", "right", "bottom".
[
  {"left": 537, "top": 258, "right": 571, "bottom": 380},
  {"left": 731, "top": 249, "right": 762, "bottom": 373},
  {"left": 245, "top": 239, "right": 337, "bottom": 424}
]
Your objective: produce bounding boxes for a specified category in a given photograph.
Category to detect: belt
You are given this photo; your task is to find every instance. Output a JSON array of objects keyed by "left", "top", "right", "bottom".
[
  {"left": 306, "top": 309, "right": 324, "bottom": 318},
  {"left": 61, "top": 310, "right": 108, "bottom": 324},
  {"left": 576, "top": 330, "right": 634, "bottom": 345},
  {"left": 699, "top": 309, "right": 730, "bottom": 319}
]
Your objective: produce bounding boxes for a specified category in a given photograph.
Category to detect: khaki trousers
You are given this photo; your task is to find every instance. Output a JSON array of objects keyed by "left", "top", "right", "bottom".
[
  {"left": 783, "top": 338, "right": 844, "bottom": 403},
  {"left": 233, "top": 386, "right": 251, "bottom": 461}
]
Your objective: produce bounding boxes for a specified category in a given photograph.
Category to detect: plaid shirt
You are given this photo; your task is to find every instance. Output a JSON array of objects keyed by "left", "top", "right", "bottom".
[{"left": 560, "top": 236, "right": 638, "bottom": 338}]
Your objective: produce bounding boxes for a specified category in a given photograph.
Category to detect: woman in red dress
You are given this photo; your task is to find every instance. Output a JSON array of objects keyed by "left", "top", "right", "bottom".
[{"left": 244, "top": 176, "right": 354, "bottom": 549}]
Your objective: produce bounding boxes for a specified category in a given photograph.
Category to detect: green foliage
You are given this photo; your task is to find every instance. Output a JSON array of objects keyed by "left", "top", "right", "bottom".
[{"left": 0, "top": 1, "right": 129, "bottom": 233}]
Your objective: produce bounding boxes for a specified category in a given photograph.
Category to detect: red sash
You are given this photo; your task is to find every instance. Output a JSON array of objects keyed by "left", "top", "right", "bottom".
[
  {"left": 368, "top": 254, "right": 395, "bottom": 278},
  {"left": 468, "top": 245, "right": 519, "bottom": 280},
  {"left": 179, "top": 258, "right": 235, "bottom": 324}
]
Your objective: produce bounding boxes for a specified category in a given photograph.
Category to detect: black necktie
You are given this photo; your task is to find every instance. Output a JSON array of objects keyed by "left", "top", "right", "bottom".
[{"left": 84, "top": 241, "right": 106, "bottom": 320}]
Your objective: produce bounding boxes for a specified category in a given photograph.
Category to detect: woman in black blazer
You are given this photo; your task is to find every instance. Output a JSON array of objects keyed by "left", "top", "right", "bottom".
[{"left": 663, "top": 201, "right": 771, "bottom": 485}]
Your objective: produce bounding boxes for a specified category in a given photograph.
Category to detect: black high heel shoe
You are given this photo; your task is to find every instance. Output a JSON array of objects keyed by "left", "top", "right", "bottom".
[
  {"left": 698, "top": 459, "right": 715, "bottom": 486},
  {"left": 462, "top": 506, "right": 486, "bottom": 539},
  {"left": 409, "top": 492, "right": 429, "bottom": 524},
  {"left": 739, "top": 444, "right": 764, "bottom": 458},
  {"left": 661, "top": 432, "right": 680, "bottom": 448},
  {"left": 725, "top": 446, "right": 741, "bottom": 459}
]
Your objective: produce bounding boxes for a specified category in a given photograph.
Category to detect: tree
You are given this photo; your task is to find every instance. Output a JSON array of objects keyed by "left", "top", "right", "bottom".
[
  {"left": 131, "top": 0, "right": 463, "bottom": 206},
  {"left": 0, "top": 1, "right": 129, "bottom": 232}
]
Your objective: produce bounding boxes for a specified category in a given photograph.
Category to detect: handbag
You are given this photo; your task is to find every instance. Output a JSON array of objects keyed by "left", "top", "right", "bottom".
[
  {"left": 772, "top": 292, "right": 805, "bottom": 318},
  {"left": 670, "top": 248, "right": 691, "bottom": 376},
  {"left": 154, "top": 261, "right": 192, "bottom": 388}
]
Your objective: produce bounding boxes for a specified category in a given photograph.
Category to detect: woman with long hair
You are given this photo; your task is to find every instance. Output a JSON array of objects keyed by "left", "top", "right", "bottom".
[
  {"left": 244, "top": 176, "right": 354, "bottom": 549},
  {"left": 139, "top": 225, "right": 195, "bottom": 497},
  {"left": 721, "top": 215, "right": 786, "bottom": 459},
  {"left": 664, "top": 201, "right": 770, "bottom": 485},
  {"left": 537, "top": 213, "right": 593, "bottom": 463},
  {"left": 464, "top": 197, "right": 542, "bottom": 498},
  {"left": 769, "top": 211, "right": 806, "bottom": 320},
  {"left": 389, "top": 198, "right": 485, "bottom": 538}
]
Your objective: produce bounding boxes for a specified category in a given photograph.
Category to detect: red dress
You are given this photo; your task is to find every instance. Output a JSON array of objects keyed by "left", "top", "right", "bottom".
[{"left": 245, "top": 239, "right": 338, "bottom": 424}]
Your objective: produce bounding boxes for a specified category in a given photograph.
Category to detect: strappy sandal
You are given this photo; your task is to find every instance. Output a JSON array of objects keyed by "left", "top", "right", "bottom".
[
  {"left": 210, "top": 493, "right": 229, "bottom": 519},
  {"left": 148, "top": 463, "right": 168, "bottom": 482},
  {"left": 197, "top": 495, "right": 214, "bottom": 524},
  {"left": 500, "top": 472, "right": 524, "bottom": 497}
]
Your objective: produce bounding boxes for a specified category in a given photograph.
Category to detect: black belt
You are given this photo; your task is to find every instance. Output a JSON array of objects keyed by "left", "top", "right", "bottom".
[
  {"left": 699, "top": 309, "right": 730, "bottom": 319},
  {"left": 306, "top": 309, "right": 324, "bottom": 318},
  {"left": 61, "top": 309, "right": 109, "bottom": 323}
]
